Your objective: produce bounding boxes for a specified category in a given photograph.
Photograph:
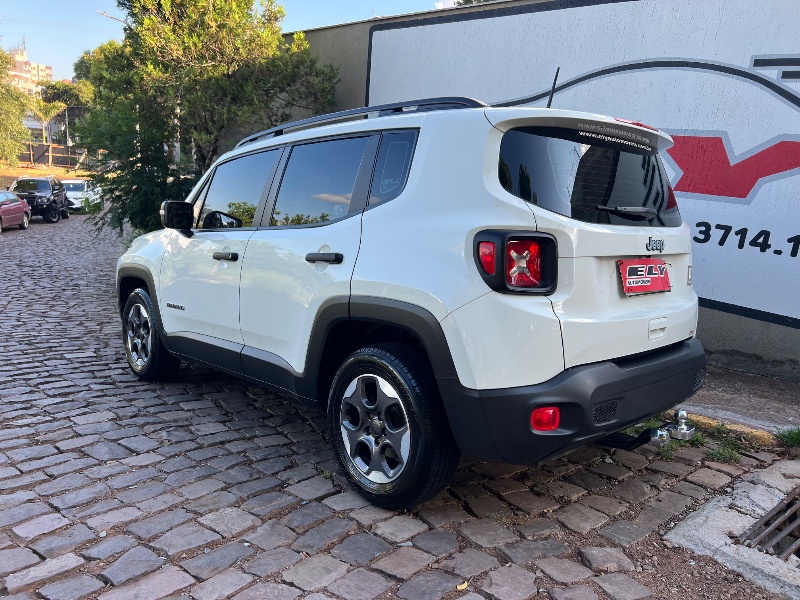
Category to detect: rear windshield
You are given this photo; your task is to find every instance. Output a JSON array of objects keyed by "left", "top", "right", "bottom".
[
  {"left": 12, "top": 179, "right": 50, "bottom": 192},
  {"left": 499, "top": 127, "right": 681, "bottom": 227},
  {"left": 64, "top": 182, "right": 87, "bottom": 192}
]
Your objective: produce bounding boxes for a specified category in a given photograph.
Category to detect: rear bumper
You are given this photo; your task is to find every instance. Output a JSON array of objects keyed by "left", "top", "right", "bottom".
[{"left": 438, "top": 338, "right": 706, "bottom": 464}]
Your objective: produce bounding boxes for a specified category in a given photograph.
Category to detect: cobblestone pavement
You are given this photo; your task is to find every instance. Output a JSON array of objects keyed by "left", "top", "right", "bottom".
[{"left": 0, "top": 216, "right": 792, "bottom": 600}]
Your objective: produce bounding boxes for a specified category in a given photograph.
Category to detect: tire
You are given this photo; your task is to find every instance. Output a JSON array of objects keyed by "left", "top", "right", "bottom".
[
  {"left": 0, "top": 218, "right": 3, "bottom": 233},
  {"left": 19, "top": 213, "right": 29, "bottom": 230},
  {"left": 61, "top": 208, "right": 70, "bottom": 219},
  {"left": 328, "top": 343, "right": 460, "bottom": 509},
  {"left": 122, "top": 288, "right": 181, "bottom": 381},
  {"left": 42, "top": 204, "right": 60, "bottom": 223}
]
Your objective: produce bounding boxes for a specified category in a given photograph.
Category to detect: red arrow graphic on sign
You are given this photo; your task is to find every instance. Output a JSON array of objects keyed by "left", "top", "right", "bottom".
[{"left": 667, "top": 136, "right": 800, "bottom": 199}]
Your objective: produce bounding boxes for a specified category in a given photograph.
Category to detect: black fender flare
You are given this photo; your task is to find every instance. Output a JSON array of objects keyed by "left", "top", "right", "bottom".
[
  {"left": 297, "top": 295, "right": 460, "bottom": 402},
  {"left": 347, "top": 297, "right": 458, "bottom": 380},
  {"left": 117, "top": 265, "right": 170, "bottom": 348}
]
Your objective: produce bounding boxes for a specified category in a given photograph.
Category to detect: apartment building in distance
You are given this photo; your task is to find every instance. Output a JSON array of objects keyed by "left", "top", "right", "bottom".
[{"left": 7, "top": 39, "right": 53, "bottom": 96}]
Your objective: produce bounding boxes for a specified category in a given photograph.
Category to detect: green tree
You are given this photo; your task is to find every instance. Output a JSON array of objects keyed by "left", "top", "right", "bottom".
[
  {"left": 40, "top": 80, "right": 95, "bottom": 106},
  {"left": 0, "top": 49, "right": 30, "bottom": 165},
  {"left": 39, "top": 80, "right": 95, "bottom": 144},
  {"left": 29, "top": 98, "right": 66, "bottom": 143},
  {"left": 120, "top": 0, "right": 338, "bottom": 172},
  {"left": 75, "top": 40, "right": 192, "bottom": 235},
  {"left": 76, "top": 0, "right": 339, "bottom": 235}
]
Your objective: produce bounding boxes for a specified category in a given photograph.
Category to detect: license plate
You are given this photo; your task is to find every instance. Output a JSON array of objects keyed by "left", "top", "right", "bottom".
[{"left": 617, "top": 258, "right": 671, "bottom": 296}]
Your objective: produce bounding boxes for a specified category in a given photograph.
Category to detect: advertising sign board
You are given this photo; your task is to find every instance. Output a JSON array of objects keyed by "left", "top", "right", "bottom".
[{"left": 368, "top": 0, "right": 800, "bottom": 326}]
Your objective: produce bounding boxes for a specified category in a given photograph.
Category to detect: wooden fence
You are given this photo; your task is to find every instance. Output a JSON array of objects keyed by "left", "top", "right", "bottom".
[{"left": 17, "top": 142, "right": 88, "bottom": 169}]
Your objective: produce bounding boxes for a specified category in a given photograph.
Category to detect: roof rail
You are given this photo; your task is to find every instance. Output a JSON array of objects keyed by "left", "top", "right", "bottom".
[{"left": 235, "top": 97, "right": 488, "bottom": 148}]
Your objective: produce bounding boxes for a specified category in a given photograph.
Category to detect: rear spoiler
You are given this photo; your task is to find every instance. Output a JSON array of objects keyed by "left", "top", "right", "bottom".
[{"left": 484, "top": 107, "right": 673, "bottom": 152}]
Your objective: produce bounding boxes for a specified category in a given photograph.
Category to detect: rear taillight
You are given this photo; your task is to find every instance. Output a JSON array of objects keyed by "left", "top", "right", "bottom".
[
  {"left": 506, "top": 240, "right": 541, "bottom": 288},
  {"left": 531, "top": 406, "right": 560, "bottom": 431},
  {"left": 473, "top": 231, "right": 557, "bottom": 295},
  {"left": 478, "top": 242, "right": 495, "bottom": 275}
]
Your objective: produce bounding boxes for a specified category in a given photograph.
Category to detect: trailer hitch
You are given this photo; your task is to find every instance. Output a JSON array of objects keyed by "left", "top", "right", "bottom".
[{"left": 597, "top": 410, "right": 695, "bottom": 451}]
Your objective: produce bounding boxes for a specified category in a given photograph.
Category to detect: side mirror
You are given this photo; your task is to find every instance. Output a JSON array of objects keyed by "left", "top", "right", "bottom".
[{"left": 160, "top": 201, "right": 193, "bottom": 230}]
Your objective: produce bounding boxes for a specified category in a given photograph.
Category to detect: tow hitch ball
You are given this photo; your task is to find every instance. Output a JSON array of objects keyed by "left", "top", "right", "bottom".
[
  {"left": 650, "top": 410, "right": 695, "bottom": 446},
  {"left": 597, "top": 409, "right": 696, "bottom": 450}
]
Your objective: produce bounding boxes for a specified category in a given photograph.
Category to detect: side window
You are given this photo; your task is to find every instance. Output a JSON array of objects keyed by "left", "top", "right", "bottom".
[
  {"left": 198, "top": 149, "right": 280, "bottom": 229},
  {"left": 368, "top": 131, "right": 416, "bottom": 205},
  {"left": 270, "top": 137, "right": 369, "bottom": 227}
]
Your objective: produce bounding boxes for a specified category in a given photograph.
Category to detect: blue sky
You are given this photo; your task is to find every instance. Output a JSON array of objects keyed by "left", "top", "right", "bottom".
[{"left": 0, "top": 0, "right": 456, "bottom": 81}]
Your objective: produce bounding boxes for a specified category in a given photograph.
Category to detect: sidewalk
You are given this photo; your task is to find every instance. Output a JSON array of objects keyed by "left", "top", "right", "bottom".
[{"left": 685, "top": 366, "right": 800, "bottom": 432}]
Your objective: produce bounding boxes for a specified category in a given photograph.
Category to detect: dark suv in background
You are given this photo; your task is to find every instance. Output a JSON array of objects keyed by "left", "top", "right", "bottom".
[{"left": 9, "top": 176, "right": 70, "bottom": 223}]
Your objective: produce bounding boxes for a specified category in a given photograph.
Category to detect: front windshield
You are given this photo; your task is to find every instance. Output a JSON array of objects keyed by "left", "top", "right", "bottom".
[
  {"left": 12, "top": 179, "right": 50, "bottom": 192},
  {"left": 64, "top": 182, "right": 87, "bottom": 192}
]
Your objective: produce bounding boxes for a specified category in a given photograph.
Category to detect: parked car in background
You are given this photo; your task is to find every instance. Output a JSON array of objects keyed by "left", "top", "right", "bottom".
[
  {"left": 0, "top": 191, "right": 31, "bottom": 233},
  {"left": 63, "top": 179, "right": 102, "bottom": 212},
  {"left": 9, "top": 176, "right": 69, "bottom": 223}
]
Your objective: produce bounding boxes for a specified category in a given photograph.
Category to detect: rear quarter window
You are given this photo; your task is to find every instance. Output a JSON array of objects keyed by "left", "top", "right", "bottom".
[
  {"left": 368, "top": 131, "right": 417, "bottom": 206},
  {"left": 499, "top": 127, "right": 681, "bottom": 228}
]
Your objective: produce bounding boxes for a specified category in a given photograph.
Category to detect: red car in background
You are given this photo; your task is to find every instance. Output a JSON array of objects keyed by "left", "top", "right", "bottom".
[{"left": 0, "top": 191, "right": 31, "bottom": 233}]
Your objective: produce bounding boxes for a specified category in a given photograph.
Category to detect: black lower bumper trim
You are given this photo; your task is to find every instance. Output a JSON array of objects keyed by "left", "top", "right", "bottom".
[{"left": 438, "top": 339, "right": 706, "bottom": 464}]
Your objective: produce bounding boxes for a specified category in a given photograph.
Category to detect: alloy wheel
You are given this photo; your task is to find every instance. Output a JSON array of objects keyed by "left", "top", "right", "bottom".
[
  {"left": 339, "top": 374, "right": 411, "bottom": 484},
  {"left": 126, "top": 303, "right": 152, "bottom": 370}
]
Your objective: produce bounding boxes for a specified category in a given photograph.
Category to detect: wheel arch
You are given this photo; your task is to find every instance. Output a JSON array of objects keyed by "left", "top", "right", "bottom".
[
  {"left": 117, "top": 265, "right": 168, "bottom": 347},
  {"left": 307, "top": 296, "right": 458, "bottom": 409}
]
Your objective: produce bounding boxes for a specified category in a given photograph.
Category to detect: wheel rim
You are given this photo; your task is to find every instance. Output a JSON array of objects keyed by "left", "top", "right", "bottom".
[
  {"left": 22, "top": 215, "right": 28, "bottom": 227},
  {"left": 126, "top": 303, "right": 152, "bottom": 370},
  {"left": 339, "top": 374, "right": 411, "bottom": 484},
  {"left": 49, "top": 206, "right": 58, "bottom": 219}
]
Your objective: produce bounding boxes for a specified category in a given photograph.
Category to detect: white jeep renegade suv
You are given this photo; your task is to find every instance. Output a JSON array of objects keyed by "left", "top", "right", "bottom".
[{"left": 117, "top": 98, "right": 706, "bottom": 508}]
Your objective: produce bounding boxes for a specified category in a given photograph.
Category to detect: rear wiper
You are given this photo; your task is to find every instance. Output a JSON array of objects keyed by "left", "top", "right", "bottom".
[{"left": 592, "top": 205, "right": 658, "bottom": 219}]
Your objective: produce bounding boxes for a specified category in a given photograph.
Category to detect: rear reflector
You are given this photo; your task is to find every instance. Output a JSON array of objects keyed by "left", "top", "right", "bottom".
[
  {"left": 478, "top": 242, "right": 495, "bottom": 275},
  {"left": 506, "top": 240, "right": 542, "bottom": 287},
  {"left": 531, "top": 406, "right": 560, "bottom": 431}
]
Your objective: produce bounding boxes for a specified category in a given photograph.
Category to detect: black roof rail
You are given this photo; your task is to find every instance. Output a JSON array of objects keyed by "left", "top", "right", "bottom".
[{"left": 235, "top": 97, "right": 489, "bottom": 148}]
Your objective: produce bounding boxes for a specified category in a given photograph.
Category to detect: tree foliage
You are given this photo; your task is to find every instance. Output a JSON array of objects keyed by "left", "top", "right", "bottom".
[
  {"left": 39, "top": 80, "right": 95, "bottom": 144},
  {"left": 125, "top": 0, "right": 338, "bottom": 172},
  {"left": 0, "top": 49, "right": 30, "bottom": 166},
  {"left": 75, "top": 40, "right": 192, "bottom": 234},
  {"left": 76, "top": 0, "right": 339, "bottom": 235},
  {"left": 29, "top": 98, "right": 66, "bottom": 143},
  {"left": 40, "top": 80, "right": 95, "bottom": 106}
]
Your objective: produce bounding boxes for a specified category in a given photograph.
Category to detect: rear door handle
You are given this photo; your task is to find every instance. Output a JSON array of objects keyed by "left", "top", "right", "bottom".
[
  {"left": 212, "top": 252, "right": 238, "bottom": 261},
  {"left": 305, "top": 252, "right": 343, "bottom": 264}
]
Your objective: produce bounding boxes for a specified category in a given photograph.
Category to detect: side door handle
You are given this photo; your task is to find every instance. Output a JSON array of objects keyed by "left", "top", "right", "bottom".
[
  {"left": 212, "top": 252, "right": 239, "bottom": 261},
  {"left": 305, "top": 252, "right": 344, "bottom": 264}
]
